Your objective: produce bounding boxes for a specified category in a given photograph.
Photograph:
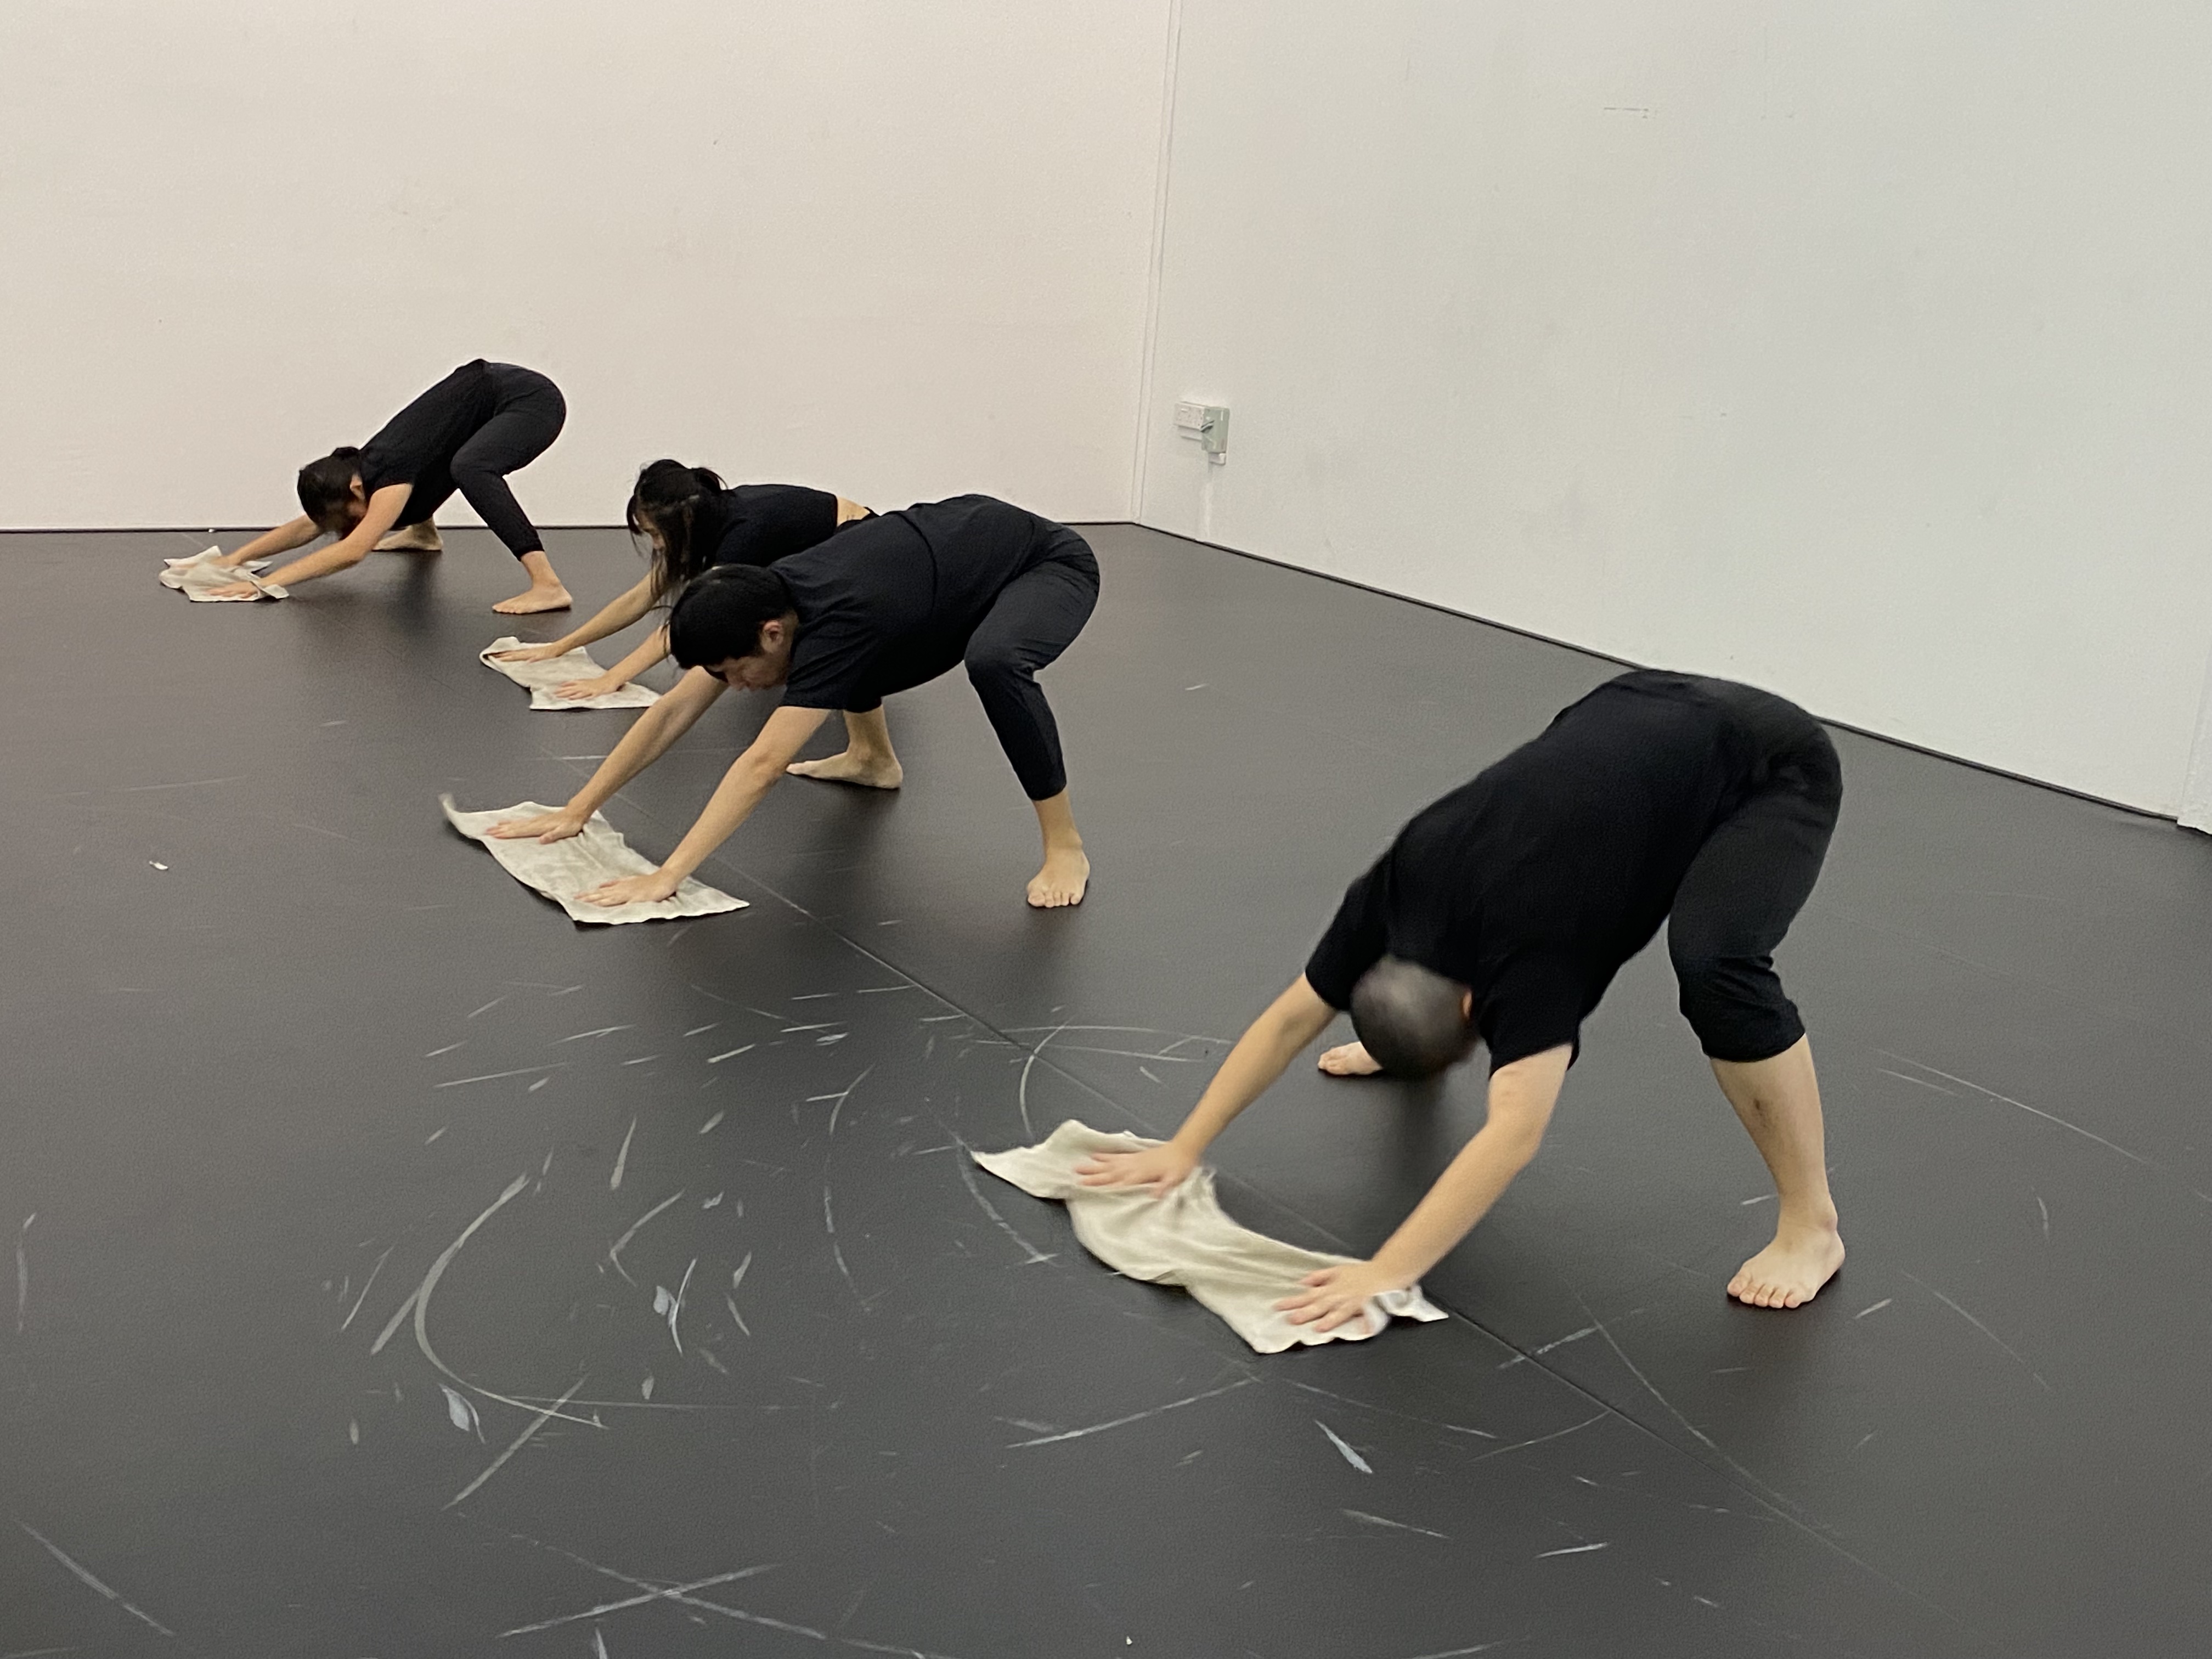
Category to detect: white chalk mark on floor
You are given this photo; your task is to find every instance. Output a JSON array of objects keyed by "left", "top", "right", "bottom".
[
  {"left": 708, "top": 1045, "right": 755, "bottom": 1064},
  {"left": 1876, "top": 1068, "right": 1955, "bottom": 1096},
  {"left": 1853, "top": 1298, "right": 1892, "bottom": 1319},
  {"left": 811, "top": 1068, "right": 874, "bottom": 1136},
  {"left": 340, "top": 1246, "right": 393, "bottom": 1331},
  {"left": 437, "top": 1065, "right": 562, "bottom": 1090},
  {"left": 951, "top": 1147, "right": 1056, "bottom": 1265},
  {"left": 558, "top": 1025, "right": 634, "bottom": 1044},
  {"left": 1901, "top": 1272, "right": 2052, "bottom": 1391},
  {"left": 1317, "top": 1420, "right": 1374, "bottom": 1473},
  {"left": 684, "top": 1023, "right": 719, "bottom": 1037},
  {"left": 1464, "top": 1412, "right": 1610, "bottom": 1466},
  {"left": 18, "top": 1522, "right": 178, "bottom": 1638},
  {"left": 608, "top": 1192, "right": 686, "bottom": 1284},
  {"left": 609, "top": 1119, "right": 637, "bottom": 1189},
  {"left": 15, "top": 1215, "right": 30, "bottom": 1334},
  {"left": 425, "top": 1042, "right": 465, "bottom": 1058},
  {"left": 1016, "top": 1023, "right": 1073, "bottom": 1139},
  {"left": 467, "top": 997, "right": 507, "bottom": 1019},
  {"left": 2036, "top": 1195, "right": 2050, "bottom": 1240},
  {"left": 1344, "top": 1509, "right": 1447, "bottom": 1539},
  {"left": 699, "top": 1110, "right": 726, "bottom": 1135},
  {"left": 445, "top": 1378, "right": 586, "bottom": 1510},
  {"left": 1537, "top": 1542, "right": 1609, "bottom": 1558},
  {"left": 1880, "top": 1052, "right": 2155, "bottom": 1168},
  {"left": 496, "top": 1553, "right": 785, "bottom": 1637},
  {"left": 1007, "top": 1375, "right": 1257, "bottom": 1447},
  {"left": 442, "top": 1384, "right": 484, "bottom": 1437}
]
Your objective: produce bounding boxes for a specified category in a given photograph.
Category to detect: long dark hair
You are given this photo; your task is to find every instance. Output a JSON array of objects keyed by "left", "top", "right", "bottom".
[
  {"left": 297, "top": 448, "right": 363, "bottom": 532},
  {"left": 627, "top": 460, "right": 727, "bottom": 594}
]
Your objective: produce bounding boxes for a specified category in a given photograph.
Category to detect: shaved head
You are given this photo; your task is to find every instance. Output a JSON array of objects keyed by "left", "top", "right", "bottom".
[{"left": 1350, "top": 956, "right": 1472, "bottom": 1078}]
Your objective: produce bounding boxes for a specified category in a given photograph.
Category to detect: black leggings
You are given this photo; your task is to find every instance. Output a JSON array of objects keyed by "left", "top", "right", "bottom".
[
  {"left": 847, "top": 536, "right": 1100, "bottom": 800},
  {"left": 411, "top": 364, "right": 566, "bottom": 558},
  {"left": 1666, "top": 683, "right": 1843, "bottom": 1063}
]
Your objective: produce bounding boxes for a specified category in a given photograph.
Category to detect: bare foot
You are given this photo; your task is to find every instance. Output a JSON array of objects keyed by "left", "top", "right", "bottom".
[
  {"left": 375, "top": 522, "right": 443, "bottom": 552},
  {"left": 493, "top": 584, "right": 572, "bottom": 616},
  {"left": 787, "top": 751, "right": 904, "bottom": 789},
  {"left": 1318, "top": 1041, "right": 1383, "bottom": 1076},
  {"left": 1728, "top": 1223, "right": 1845, "bottom": 1309},
  {"left": 1026, "top": 847, "right": 1090, "bottom": 909}
]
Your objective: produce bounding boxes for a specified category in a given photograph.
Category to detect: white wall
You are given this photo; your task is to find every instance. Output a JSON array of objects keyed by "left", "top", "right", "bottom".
[
  {"left": 0, "top": 0, "right": 1170, "bottom": 529},
  {"left": 1137, "top": 2, "right": 2212, "bottom": 814}
]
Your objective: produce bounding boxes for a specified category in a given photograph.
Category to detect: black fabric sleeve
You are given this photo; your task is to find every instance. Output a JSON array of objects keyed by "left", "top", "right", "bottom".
[
  {"left": 778, "top": 607, "right": 882, "bottom": 712},
  {"left": 1475, "top": 955, "right": 1587, "bottom": 1072},
  {"left": 1303, "top": 859, "right": 1392, "bottom": 1009}
]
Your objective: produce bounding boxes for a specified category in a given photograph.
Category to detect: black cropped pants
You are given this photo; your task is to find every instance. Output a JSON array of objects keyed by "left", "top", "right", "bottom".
[{"left": 1666, "top": 682, "right": 1844, "bottom": 1064}]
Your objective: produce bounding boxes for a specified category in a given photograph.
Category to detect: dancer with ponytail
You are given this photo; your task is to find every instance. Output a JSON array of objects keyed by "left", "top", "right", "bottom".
[
  {"left": 205, "top": 360, "right": 572, "bottom": 613},
  {"left": 489, "top": 460, "right": 872, "bottom": 702}
]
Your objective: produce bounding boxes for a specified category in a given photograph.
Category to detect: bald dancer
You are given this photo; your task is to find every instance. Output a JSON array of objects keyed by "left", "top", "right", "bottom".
[{"left": 1080, "top": 670, "right": 1846, "bottom": 1328}]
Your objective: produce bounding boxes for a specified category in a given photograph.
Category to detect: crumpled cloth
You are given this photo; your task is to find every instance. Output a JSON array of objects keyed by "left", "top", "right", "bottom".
[
  {"left": 159, "top": 546, "right": 287, "bottom": 602},
  {"left": 481, "top": 636, "right": 659, "bottom": 710},
  {"left": 440, "top": 795, "right": 747, "bottom": 925},
  {"left": 974, "top": 1120, "right": 1448, "bottom": 1353}
]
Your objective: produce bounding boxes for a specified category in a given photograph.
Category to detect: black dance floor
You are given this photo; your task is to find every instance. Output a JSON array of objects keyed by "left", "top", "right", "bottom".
[{"left": 2, "top": 523, "right": 2206, "bottom": 1657}]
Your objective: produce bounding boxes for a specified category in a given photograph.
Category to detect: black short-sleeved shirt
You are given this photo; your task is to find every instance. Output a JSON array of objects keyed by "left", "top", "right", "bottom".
[
  {"left": 1304, "top": 671, "right": 1798, "bottom": 1070},
  {"left": 357, "top": 360, "right": 499, "bottom": 525},
  {"left": 775, "top": 494, "right": 1077, "bottom": 712},
  {"left": 689, "top": 485, "right": 849, "bottom": 571}
]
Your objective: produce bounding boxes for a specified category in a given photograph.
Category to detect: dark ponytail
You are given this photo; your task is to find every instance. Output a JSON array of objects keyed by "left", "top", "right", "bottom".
[
  {"left": 297, "top": 447, "right": 364, "bottom": 532},
  {"left": 627, "top": 459, "right": 727, "bottom": 592}
]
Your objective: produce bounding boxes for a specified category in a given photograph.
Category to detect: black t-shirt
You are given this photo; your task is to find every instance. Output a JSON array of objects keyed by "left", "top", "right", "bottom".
[
  {"left": 775, "top": 494, "right": 1076, "bottom": 711},
  {"left": 1304, "top": 671, "right": 1800, "bottom": 1070},
  {"left": 691, "top": 485, "right": 851, "bottom": 571},
  {"left": 357, "top": 361, "right": 499, "bottom": 525}
]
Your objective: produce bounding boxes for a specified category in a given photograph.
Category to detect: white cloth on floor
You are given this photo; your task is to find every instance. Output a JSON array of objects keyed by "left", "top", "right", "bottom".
[
  {"left": 481, "top": 636, "right": 659, "bottom": 710},
  {"left": 973, "top": 1120, "right": 1448, "bottom": 1353},
  {"left": 159, "top": 546, "right": 287, "bottom": 602},
  {"left": 440, "top": 795, "right": 747, "bottom": 925}
]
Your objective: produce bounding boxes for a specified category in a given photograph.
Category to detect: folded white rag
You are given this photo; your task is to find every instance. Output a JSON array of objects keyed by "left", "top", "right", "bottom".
[
  {"left": 440, "top": 795, "right": 747, "bottom": 925},
  {"left": 159, "top": 546, "right": 287, "bottom": 602},
  {"left": 481, "top": 636, "right": 659, "bottom": 710},
  {"left": 974, "top": 1120, "right": 1447, "bottom": 1353}
]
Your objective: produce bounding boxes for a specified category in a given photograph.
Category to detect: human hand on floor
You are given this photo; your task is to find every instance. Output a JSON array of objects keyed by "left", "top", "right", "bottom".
[
  {"left": 1277, "top": 1259, "right": 1408, "bottom": 1335},
  {"left": 490, "top": 642, "right": 566, "bottom": 664},
  {"left": 578, "top": 870, "right": 680, "bottom": 908},
  {"left": 488, "top": 806, "right": 588, "bottom": 844},
  {"left": 202, "top": 578, "right": 262, "bottom": 600},
  {"left": 1074, "top": 1142, "right": 1198, "bottom": 1198},
  {"left": 554, "top": 674, "right": 625, "bottom": 701},
  {"left": 1317, "top": 1041, "right": 1383, "bottom": 1077}
]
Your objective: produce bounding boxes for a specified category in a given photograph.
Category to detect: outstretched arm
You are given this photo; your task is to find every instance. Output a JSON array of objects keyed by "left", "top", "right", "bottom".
[
  {"left": 575, "top": 702, "right": 830, "bottom": 906},
  {"left": 1076, "top": 976, "right": 1340, "bottom": 1191},
  {"left": 1278, "top": 1043, "right": 1570, "bottom": 1332},
  {"left": 493, "top": 575, "right": 661, "bottom": 666},
  {"left": 209, "top": 484, "right": 413, "bottom": 595},
  {"left": 216, "top": 516, "right": 323, "bottom": 568},
  {"left": 549, "top": 625, "right": 670, "bottom": 701},
  {"left": 488, "top": 666, "right": 728, "bottom": 844}
]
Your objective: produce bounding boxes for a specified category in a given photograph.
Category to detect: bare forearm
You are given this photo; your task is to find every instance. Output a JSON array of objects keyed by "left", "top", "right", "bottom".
[
  {"left": 224, "top": 517, "right": 321, "bottom": 565},
  {"left": 656, "top": 757, "right": 781, "bottom": 881},
  {"left": 602, "top": 627, "right": 670, "bottom": 685},
  {"left": 264, "top": 538, "right": 370, "bottom": 587},
  {"left": 1369, "top": 1125, "right": 1540, "bottom": 1282},
  {"left": 551, "top": 582, "right": 657, "bottom": 653},
  {"left": 1169, "top": 981, "right": 1336, "bottom": 1156},
  {"left": 566, "top": 704, "right": 689, "bottom": 814}
]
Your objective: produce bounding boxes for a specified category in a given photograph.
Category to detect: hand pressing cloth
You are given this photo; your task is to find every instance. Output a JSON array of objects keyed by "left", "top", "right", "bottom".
[
  {"left": 159, "top": 546, "right": 287, "bottom": 602},
  {"left": 441, "top": 795, "right": 746, "bottom": 924},
  {"left": 481, "top": 637, "right": 658, "bottom": 710},
  {"left": 973, "top": 1120, "right": 1447, "bottom": 1353}
]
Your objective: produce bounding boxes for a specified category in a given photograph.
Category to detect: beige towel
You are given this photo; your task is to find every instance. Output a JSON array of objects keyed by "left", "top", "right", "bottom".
[
  {"left": 481, "top": 636, "right": 659, "bottom": 710},
  {"left": 974, "top": 1120, "right": 1447, "bottom": 1353},
  {"left": 159, "top": 546, "right": 287, "bottom": 602},
  {"left": 440, "top": 795, "right": 746, "bottom": 925}
]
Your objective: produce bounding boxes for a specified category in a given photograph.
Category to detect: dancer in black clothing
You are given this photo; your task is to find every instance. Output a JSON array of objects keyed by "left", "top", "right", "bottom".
[
  {"left": 1081, "top": 672, "right": 1847, "bottom": 1321},
  {"left": 207, "top": 360, "right": 571, "bottom": 613},
  {"left": 491, "top": 494, "right": 1099, "bottom": 908},
  {"left": 490, "top": 460, "right": 873, "bottom": 701}
]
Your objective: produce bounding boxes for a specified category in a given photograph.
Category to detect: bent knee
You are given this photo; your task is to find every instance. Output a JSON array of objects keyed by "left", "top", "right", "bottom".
[{"left": 964, "top": 645, "right": 1029, "bottom": 688}]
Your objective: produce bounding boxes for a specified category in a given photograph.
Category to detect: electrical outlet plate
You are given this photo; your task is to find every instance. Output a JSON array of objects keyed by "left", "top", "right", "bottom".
[{"left": 1174, "top": 402, "right": 1229, "bottom": 457}]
